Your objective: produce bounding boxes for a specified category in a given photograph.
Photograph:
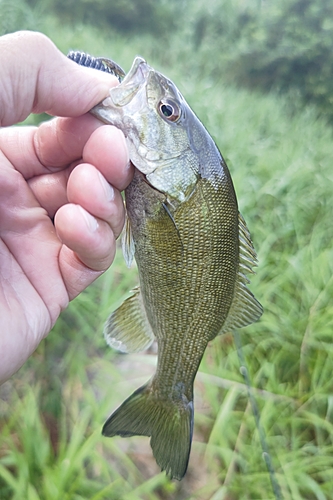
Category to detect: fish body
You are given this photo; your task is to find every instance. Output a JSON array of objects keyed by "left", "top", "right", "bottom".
[{"left": 89, "top": 56, "right": 263, "bottom": 480}]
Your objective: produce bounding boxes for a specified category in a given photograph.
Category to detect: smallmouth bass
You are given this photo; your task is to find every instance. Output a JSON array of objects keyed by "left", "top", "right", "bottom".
[{"left": 69, "top": 52, "right": 263, "bottom": 480}]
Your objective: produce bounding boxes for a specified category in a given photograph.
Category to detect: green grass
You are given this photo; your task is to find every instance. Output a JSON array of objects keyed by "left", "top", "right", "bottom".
[{"left": 1, "top": 13, "right": 333, "bottom": 500}]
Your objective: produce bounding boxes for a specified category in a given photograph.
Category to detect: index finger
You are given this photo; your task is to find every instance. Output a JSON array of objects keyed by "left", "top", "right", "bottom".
[
  {"left": 0, "top": 114, "right": 105, "bottom": 178},
  {"left": 0, "top": 31, "right": 119, "bottom": 126}
]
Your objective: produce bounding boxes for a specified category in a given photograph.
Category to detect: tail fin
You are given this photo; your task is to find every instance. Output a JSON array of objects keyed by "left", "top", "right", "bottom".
[{"left": 102, "top": 382, "right": 194, "bottom": 480}]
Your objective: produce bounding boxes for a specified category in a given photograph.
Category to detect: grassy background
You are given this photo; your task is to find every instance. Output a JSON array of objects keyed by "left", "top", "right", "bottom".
[{"left": 1, "top": 2, "right": 333, "bottom": 499}]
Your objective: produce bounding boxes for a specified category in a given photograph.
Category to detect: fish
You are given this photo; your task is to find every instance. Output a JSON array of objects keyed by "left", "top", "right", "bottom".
[{"left": 69, "top": 52, "right": 263, "bottom": 480}]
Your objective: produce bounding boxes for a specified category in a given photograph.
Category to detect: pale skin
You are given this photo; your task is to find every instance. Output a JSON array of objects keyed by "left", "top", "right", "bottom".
[{"left": 0, "top": 31, "right": 132, "bottom": 383}]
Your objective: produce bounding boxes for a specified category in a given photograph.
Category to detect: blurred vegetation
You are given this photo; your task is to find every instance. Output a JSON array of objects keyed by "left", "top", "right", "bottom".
[
  {"left": 0, "top": 0, "right": 43, "bottom": 34},
  {"left": 2, "top": 0, "right": 333, "bottom": 118},
  {"left": 190, "top": 0, "right": 333, "bottom": 121},
  {"left": 25, "top": 0, "right": 183, "bottom": 36},
  {"left": 1, "top": 0, "right": 333, "bottom": 499}
]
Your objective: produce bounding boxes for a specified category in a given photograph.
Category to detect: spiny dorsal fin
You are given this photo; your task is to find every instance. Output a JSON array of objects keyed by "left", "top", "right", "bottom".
[
  {"left": 104, "top": 287, "right": 154, "bottom": 353},
  {"left": 220, "top": 213, "right": 263, "bottom": 334}
]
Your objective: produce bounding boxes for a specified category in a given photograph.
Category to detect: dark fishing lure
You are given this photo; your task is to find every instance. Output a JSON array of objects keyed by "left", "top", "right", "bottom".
[{"left": 67, "top": 50, "right": 125, "bottom": 82}]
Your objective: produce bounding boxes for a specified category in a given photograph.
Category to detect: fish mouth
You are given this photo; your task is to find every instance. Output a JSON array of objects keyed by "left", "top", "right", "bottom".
[
  {"left": 109, "top": 56, "right": 151, "bottom": 107},
  {"left": 122, "top": 56, "right": 150, "bottom": 87}
]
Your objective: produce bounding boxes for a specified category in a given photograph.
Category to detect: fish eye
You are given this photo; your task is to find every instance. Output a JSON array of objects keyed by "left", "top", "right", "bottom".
[{"left": 158, "top": 99, "right": 181, "bottom": 122}]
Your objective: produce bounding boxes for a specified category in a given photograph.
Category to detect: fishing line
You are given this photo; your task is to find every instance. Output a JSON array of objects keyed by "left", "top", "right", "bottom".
[{"left": 233, "top": 329, "right": 283, "bottom": 500}]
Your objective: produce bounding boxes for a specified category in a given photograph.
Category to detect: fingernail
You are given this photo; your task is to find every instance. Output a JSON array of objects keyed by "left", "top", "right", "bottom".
[
  {"left": 98, "top": 171, "right": 114, "bottom": 201},
  {"left": 79, "top": 206, "right": 99, "bottom": 232}
]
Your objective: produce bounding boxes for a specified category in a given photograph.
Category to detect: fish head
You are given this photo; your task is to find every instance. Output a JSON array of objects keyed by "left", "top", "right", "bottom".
[{"left": 92, "top": 56, "right": 221, "bottom": 202}]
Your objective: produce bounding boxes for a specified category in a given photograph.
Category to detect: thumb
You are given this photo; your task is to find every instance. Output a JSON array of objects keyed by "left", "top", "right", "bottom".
[{"left": 0, "top": 31, "right": 118, "bottom": 126}]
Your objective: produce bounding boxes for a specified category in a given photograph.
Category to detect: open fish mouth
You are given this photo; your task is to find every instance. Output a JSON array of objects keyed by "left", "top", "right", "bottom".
[
  {"left": 122, "top": 56, "right": 150, "bottom": 87},
  {"left": 67, "top": 51, "right": 152, "bottom": 109},
  {"left": 106, "top": 56, "right": 151, "bottom": 107}
]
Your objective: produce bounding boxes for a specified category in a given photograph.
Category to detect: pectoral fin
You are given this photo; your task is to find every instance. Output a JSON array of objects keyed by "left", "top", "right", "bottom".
[
  {"left": 220, "top": 213, "right": 263, "bottom": 334},
  {"left": 122, "top": 216, "right": 135, "bottom": 268},
  {"left": 104, "top": 287, "right": 154, "bottom": 353}
]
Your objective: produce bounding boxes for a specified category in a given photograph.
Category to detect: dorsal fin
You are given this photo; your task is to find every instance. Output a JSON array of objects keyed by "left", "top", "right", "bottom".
[{"left": 220, "top": 213, "right": 263, "bottom": 334}]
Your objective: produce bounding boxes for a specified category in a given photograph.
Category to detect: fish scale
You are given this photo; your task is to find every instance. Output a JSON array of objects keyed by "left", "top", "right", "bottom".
[
  {"left": 69, "top": 51, "right": 263, "bottom": 480},
  {"left": 136, "top": 181, "right": 237, "bottom": 342}
]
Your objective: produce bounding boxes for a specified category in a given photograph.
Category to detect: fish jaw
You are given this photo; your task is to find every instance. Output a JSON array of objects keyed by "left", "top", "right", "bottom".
[{"left": 91, "top": 56, "right": 150, "bottom": 130}]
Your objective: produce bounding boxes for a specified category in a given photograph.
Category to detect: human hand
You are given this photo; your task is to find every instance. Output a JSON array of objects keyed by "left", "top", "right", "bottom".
[{"left": 0, "top": 31, "right": 132, "bottom": 383}]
